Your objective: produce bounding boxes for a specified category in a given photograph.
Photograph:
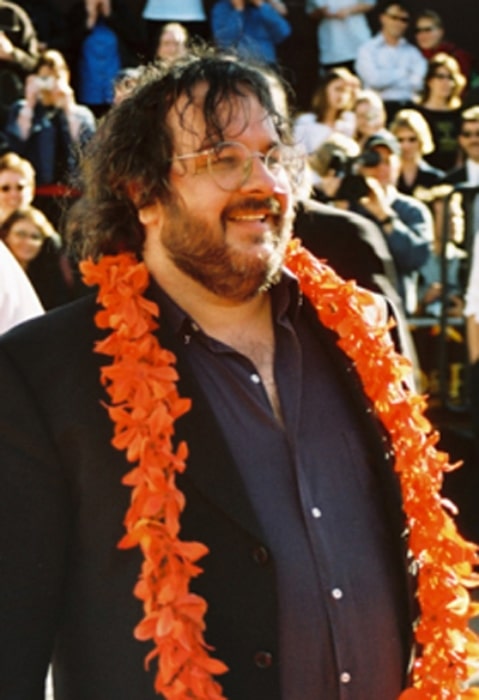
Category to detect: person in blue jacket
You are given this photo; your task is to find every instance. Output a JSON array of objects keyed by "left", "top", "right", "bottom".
[{"left": 211, "top": 0, "right": 291, "bottom": 66}]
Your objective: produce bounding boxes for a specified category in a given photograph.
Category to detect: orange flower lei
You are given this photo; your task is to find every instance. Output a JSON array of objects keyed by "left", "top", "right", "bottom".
[{"left": 81, "top": 239, "right": 479, "bottom": 700}]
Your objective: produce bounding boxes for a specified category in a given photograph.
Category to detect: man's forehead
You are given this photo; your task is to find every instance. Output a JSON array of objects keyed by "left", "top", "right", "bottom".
[{"left": 167, "top": 82, "right": 274, "bottom": 149}]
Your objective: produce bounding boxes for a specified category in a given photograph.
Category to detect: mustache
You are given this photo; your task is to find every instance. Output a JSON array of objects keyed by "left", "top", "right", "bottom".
[{"left": 224, "top": 197, "right": 283, "bottom": 218}]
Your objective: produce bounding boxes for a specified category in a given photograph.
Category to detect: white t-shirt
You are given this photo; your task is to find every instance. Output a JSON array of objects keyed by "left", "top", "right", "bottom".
[
  {"left": 307, "top": 0, "right": 375, "bottom": 66},
  {"left": 142, "top": 0, "right": 206, "bottom": 21},
  {"left": 0, "top": 241, "right": 43, "bottom": 334},
  {"left": 293, "top": 111, "right": 356, "bottom": 154}
]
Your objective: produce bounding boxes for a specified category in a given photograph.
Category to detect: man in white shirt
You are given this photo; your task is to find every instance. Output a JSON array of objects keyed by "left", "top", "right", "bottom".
[
  {"left": 307, "top": 0, "right": 375, "bottom": 73},
  {"left": 355, "top": 1, "right": 427, "bottom": 121}
]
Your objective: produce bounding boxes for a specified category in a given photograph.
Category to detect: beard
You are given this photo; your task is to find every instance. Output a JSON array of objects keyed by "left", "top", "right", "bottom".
[{"left": 158, "top": 196, "right": 293, "bottom": 302}]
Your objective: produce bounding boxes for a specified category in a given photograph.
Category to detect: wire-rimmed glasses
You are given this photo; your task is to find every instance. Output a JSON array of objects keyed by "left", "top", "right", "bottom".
[{"left": 171, "top": 140, "right": 305, "bottom": 191}]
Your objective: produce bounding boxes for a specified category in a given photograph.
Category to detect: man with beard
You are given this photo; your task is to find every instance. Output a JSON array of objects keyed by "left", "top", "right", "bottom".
[{"left": 0, "top": 51, "right": 426, "bottom": 700}]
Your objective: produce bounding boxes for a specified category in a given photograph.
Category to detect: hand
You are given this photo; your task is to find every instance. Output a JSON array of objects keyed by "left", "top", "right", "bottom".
[
  {"left": 24, "top": 74, "right": 41, "bottom": 108},
  {"left": 52, "top": 79, "right": 75, "bottom": 111},
  {"left": 0, "top": 31, "right": 14, "bottom": 60},
  {"left": 230, "top": 0, "right": 246, "bottom": 8},
  {"left": 358, "top": 177, "right": 394, "bottom": 223}
]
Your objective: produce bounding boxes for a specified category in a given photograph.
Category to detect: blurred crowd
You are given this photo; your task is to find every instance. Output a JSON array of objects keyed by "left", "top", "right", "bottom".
[{"left": 2, "top": 0, "right": 479, "bottom": 429}]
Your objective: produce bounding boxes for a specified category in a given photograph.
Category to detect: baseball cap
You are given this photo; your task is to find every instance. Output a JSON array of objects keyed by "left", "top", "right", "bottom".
[{"left": 363, "top": 130, "right": 401, "bottom": 156}]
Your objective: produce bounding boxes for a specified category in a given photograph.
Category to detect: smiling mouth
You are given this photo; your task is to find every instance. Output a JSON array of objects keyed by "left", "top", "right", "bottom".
[{"left": 229, "top": 213, "right": 270, "bottom": 222}]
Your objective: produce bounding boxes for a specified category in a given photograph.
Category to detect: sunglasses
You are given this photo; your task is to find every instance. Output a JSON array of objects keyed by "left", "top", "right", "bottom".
[
  {"left": 461, "top": 130, "right": 479, "bottom": 138},
  {"left": 0, "top": 183, "right": 27, "bottom": 192},
  {"left": 433, "top": 73, "right": 454, "bottom": 81},
  {"left": 397, "top": 136, "right": 418, "bottom": 143},
  {"left": 385, "top": 12, "right": 409, "bottom": 22},
  {"left": 415, "top": 25, "right": 436, "bottom": 33}
]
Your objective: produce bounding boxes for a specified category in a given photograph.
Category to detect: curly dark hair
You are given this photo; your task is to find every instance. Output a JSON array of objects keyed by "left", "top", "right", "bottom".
[{"left": 67, "top": 49, "right": 292, "bottom": 260}]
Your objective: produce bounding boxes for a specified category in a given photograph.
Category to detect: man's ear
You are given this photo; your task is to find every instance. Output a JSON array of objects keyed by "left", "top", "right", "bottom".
[{"left": 138, "top": 201, "right": 164, "bottom": 228}]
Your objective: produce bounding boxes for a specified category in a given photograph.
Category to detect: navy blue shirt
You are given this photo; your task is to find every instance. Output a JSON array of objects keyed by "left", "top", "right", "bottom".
[{"left": 153, "top": 272, "right": 410, "bottom": 700}]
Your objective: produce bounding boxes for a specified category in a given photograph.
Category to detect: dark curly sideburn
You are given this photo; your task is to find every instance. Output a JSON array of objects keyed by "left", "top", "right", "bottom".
[{"left": 67, "top": 48, "right": 292, "bottom": 260}]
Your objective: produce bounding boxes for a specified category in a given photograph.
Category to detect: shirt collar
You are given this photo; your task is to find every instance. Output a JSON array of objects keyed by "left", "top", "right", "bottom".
[{"left": 148, "top": 268, "right": 302, "bottom": 339}]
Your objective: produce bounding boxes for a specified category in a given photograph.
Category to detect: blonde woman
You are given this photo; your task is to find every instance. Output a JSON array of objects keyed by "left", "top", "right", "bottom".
[{"left": 416, "top": 52, "right": 466, "bottom": 171}]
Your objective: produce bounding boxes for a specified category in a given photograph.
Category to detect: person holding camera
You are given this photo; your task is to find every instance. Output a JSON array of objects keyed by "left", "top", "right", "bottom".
[
  {"left": 310, "top": 130, "right": 433, "bottom": 315},
  {"left": 4, "top": 48, "right": 96, "bottom": 225},
  {"left": 352, "top": 131, "right": 434, "bottom": 316}
]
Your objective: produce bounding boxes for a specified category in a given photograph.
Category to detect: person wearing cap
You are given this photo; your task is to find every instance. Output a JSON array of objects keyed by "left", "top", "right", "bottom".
[{"left": 352, "top": 129, "right": 434, "bottom": 316}]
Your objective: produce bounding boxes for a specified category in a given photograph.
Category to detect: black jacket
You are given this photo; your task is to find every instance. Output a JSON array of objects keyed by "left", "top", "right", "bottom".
[{"left": 0, "top": 289, "right": 413, "bottom": 699}]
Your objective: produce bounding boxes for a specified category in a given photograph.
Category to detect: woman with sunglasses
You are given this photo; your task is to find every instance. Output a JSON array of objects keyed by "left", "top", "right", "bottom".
[
  {"left": 414, "top": 10, "right": 473, "bottom": 84},
  {"left": 0, "top": 151, "right": 35, "bottom": 225},
  {"left": 415, "top": 53, "right": 466, "bottom": 172},
  {"left": 389, "top": 108, "right": 464, "bottom": 319}
]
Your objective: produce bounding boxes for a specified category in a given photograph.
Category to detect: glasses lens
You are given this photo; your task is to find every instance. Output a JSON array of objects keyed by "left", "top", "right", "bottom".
[
  {"left": 415, "top": 26, "right": 434, "bottom": 33},
  {"left": 207, "top": 142, "right": 250, "bottom": 191},
  {"left": 462, "top": 131, "right": 479, "bottom": 138}
]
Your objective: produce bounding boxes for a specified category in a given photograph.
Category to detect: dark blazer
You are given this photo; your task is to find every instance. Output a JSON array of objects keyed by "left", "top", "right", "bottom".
[
  {"left": 294, "top": 198, "right": 401, "bottom": 307},
  {"left": 0, "top": 290, "right": 413, "bottom": 699}
]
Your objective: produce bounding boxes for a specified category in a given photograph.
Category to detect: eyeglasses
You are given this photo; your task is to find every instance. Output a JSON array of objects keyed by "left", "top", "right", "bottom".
[
  {"left": 461, "top": 130, "right": 479, "bottom": 138},
  {"left": 0, "top": 183, "right": 27, "bottom": 192},
  {"left": 171, "top": 140, "right": 305, "bottom": 191},
  {"left": 433, "top": 73, "right": 454, "bottom": 81},
  {"left": 397, "top": 136, "right": 418, "bottom": 143},
  {"left": 385, "top": 12, "right": 409, "bottom": 22},
  {"left": 415, "top": 25, "right": 436, "bottom": 33}
]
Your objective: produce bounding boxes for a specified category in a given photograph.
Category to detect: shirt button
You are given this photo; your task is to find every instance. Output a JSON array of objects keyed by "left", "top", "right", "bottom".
[
  {"left": 331, "top": 587, "right": 343, "bottom": 600},
  {"left": 254, "top": 651, "right": 273, "bottom": 669},
  {"left": 340, "top": 671, "right": 352, "bottom": 684},
  {"left": 250, "top": 373, "right": 261, "bottom": 384},
  {"left": 252, "top": 545, "right": 269, "bottom": 565},
  {"left": 311, "top": 507, "right": 322, "bottom": 518},
  {"left": 191, "top": 322, "right": 200, "bottom": 332}
]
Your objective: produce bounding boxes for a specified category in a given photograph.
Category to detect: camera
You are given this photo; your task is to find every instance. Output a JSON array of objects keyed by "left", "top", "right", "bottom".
[
  {"left": 329, "top": 148, "right": 381, "bottom": 201},
  {"left": 34, "top": 75, "right": 56, "bottom": 92}
]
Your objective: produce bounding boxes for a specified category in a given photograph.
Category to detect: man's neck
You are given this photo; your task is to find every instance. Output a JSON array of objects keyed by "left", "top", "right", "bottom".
[
  {"left": 145, "top": 245, "right": 273, "bottom": 344},
  {"left": 381, "top": 31, "right": 401, "bottom": 46}
]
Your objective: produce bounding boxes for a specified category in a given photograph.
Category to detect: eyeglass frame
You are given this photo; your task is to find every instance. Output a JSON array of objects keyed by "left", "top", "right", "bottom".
[
  {"left": 384, "top": 12, "right": 409, "bottom": 23},
  {"left": 170, "top": 140, "right": 305, "bottom": 191},
  {"left": 415, "top": 25, "right": 437, "bottom": 33}
]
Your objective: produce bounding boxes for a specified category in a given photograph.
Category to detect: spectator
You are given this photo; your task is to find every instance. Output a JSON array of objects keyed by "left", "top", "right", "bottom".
[
  {"left": 0, "top": 0, "right": 39, "bottom": 128},
  {"left": 389, "top": 112, "right": 465, "bottom": 320},
  {"left": 66, "top": 0, "right": 147, "bottom": 118},
  {"left": 211, "top": 0, "right": 291, "bottom": 66},
  {"left": 0, "top": 150, "right": 34, "bottom": 224},
  {"left": 415, "top": 53, "right": 465, "bottom": 173},
  {"left": 354, "top": 130, "right": 433, "bottom": 315},
  {"left": 464, "top": 238, "right": 479, "bottom": 445},
  {"left": 154, "top": 22, "right": 189, "bottom": 65},
  {"left": 389, "top": 108, "right": 444, "bottom": 198},
  {"left": 111, "top": 66, "right": 143, "bottom": 107},
  {"left": 0, "top": 238, "right": 42, "bottom": 332},
  {"left": 414, "top": 9, "right": 473, "bottom": 85},
  {"left": 4, "top": 48, "right": 96, "bottom": 225},
  {"left": 355, "top": 1, "right": 427, "bottom": 122},
  {"left": 307, "top": 0, "right": 375, "bottom": 73},
  {"left": 353, "top": 88, "right": 387, "bottom": 147},
  {"left": 444, "top": 106, "right": 479, "bottom": 257},
  {"left": 141, "top": 0, "right": 207, "bottom": 59},
  {"left": 293, "top": 67, "right": 356, "bottom": 156},
  {"left": 0, "top": 204, "right": 72, "bottom": 308}
]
